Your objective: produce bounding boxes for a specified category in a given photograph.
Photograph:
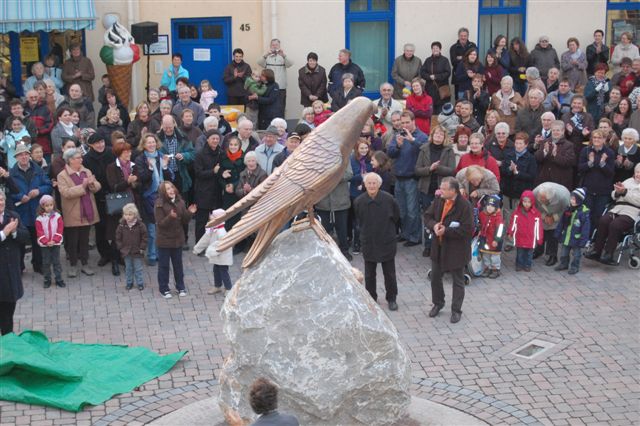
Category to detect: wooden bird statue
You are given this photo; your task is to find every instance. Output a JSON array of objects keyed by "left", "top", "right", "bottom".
[{"left": 206, "top": 97, "right": 376, "bottom": 268}]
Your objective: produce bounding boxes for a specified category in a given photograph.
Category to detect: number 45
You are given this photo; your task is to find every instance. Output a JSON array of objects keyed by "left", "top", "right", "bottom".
[{"left": 240, "top": 23, "right": 251, "bottom": 31}]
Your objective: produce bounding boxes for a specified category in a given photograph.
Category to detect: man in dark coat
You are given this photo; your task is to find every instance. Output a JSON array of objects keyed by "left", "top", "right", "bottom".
[
  {"left": 0, "top": 191, "right": 30, "bottom": 335},
  {"left": 223, "top": 48, "right": 252, "bottom": 105},
  {"left": 354, "top": 172, "right": 401, "bottom": 311},
  {"left": 193, "top": 129, "right": 223, "bottom": 243},
  {"left": 298, "top": 52, "right": 328, "bottom": 107},
  {"left": 327, "top": 49, "right": 365, "bottom": 98},
  {"left": 449, "top": 28, "right": 477, "bottom": 99},
  {"left": 423, "top": 177, "right": 474, "bottom": 324},
  {"left": 82, "top": 133, "right": 117, "bottom": 273}
]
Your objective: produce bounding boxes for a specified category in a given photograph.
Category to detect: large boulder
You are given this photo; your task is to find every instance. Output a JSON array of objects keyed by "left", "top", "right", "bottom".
[{"left": 218, "top": 226, "right": 411, "bottom": 425}]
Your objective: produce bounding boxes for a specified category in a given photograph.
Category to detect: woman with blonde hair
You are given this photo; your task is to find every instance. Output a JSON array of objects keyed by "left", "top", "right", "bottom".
[{"left": 126, "top": 101, "right": 160, "bottom": 149}]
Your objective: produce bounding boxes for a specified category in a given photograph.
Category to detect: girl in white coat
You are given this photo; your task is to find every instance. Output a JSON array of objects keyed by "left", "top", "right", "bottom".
[{"left": 193, "top": 209, "right": 234, "bottom": 294}]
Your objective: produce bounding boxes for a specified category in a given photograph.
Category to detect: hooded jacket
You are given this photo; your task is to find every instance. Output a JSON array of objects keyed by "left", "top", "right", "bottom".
[
  {"left": 507, "top": 190, "right": 543, "bottom": 249},
  {"left": 555, "top": 200, "right": 590, "bottom": 248}
]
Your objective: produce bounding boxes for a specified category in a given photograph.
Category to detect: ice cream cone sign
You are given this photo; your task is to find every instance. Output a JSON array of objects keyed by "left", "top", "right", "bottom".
[{"left": 99, "top": 13, "right": 140, "bottom": 108}]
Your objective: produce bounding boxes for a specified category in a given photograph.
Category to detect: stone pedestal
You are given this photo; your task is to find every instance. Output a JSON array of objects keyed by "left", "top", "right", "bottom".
[{"left": 218, "top": 226, "right": 411, "bottom": 425}]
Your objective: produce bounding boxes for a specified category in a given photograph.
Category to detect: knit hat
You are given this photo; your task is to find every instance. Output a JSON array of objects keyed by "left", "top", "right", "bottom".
[
  {"left": 209, "top": 208, "right": 226, "bottom": 220},
  {"left": 39, "top": 194, "right": 54, "bottom": 207},
  {"left": 441, "top": 103, "right": 454, "bottom": 116},
  {"left": 571, "top": 188, "right": 586, "bottom": 202},
  {"left": 484, "top": 194, "right": 501, "bottom": 210}
]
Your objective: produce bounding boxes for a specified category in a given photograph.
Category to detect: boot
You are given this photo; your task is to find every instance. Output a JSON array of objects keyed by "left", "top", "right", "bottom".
[
  {"left": 545, "top": 255, "right": 558, "bottom": 266},
  {"left": 44, "top": 278, "right": 51, "bottom": 288},
  {"left": 112, "top": 262, "right": 120, "bottom": 276},
  {"left": 56, "top": 280, "right": 66, "bottom": 288}
]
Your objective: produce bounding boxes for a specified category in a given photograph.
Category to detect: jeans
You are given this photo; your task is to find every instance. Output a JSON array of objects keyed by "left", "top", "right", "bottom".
[
  {"left": 395, "top": 178, "right": 421, "bottom": 243},
  {"left": 317, "top": 209, "right": 349, "bottom": 253},
  {"left": 364, "top": 259, "right": 398, "bottom": 303},
  {"left": 430, "top": 262, "right": 465, "bottom": 314},
  {"left": 559, "top": 245, "right": 582, "bottom": 272},
  {"left": 157, "top": 247, "right": 185, "bottom": 293},
  {"left": 482, "top": 253, "right": 501, "bottom": 269},
  {"left": 124, "top": 256, "right": 145, "bottom": 286},
  {"left": 516, "top": 248, "right": 533, "bottom": 268},
  {"left": 146, "top": 223, "right": 157, "bottom": 261},
  {"left": 41, "top": 245, "right": 63, "bottom": 282},
  {"left": 419, "top": 192, "right": 435, "bottom": 249},
  {"left": 585, "top": 193, "right": 609, "bottom": 230},
  {"left": 213, "top": 264, "right": 232, "bottom": 290}
]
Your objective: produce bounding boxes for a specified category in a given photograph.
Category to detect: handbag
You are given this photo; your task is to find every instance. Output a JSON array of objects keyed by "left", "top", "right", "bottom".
[{"left": 105, "top": 191, "right": 132, "bottom": 215}]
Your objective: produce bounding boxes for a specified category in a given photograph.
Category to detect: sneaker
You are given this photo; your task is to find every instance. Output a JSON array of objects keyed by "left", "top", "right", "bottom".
[
  {"left": 208, "top": 287, "right": 223, "bottom": 295},
  {"left": 81, "top": 266, "right": 95, "bottom": 276},
  {"left": 178, "top": 290, "right": 187, "bottom": 297},
  {"left": 488, "top": 269, "right": 501, "bottom": 279},
  {"left": 162, "top": 291, "right": 172, "bottom": 299},
  {"left": 55, "top": 280, "right": 66, "bottom": 288},
  {"left": 67, "top": 267, "right": 77, "bottom": 278},
  {"left": 352, "top": 245, "right": 361, "bottom": 255},
  {"left": 44, "top": 279, "right": 51, "bottom": 288},
  {"left": 126, "top": 283, "right": 133, "bottom": 290},
  {"left": 568, "top": 268, "right": 579, "bottom": 275},
  {"left": 138, "top": 284, "right": 144, "bottom": 291}
]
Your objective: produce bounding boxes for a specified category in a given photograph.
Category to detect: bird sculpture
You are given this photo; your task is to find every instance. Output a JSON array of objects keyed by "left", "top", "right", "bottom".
[{"left": 206, "top": 97, "right": 376, "bottom": 268}]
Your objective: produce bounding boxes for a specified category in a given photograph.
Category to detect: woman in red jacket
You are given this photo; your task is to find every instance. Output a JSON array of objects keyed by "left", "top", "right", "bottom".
[
  {"left": 455, "top": 133, "right": 501, "bottom": 182},
  {"left": 406, "top": 77, "right": 433, "bottom": 135}
]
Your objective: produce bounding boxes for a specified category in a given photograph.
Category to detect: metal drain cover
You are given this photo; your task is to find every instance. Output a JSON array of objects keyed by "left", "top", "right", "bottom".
[{"left": 511, "top": 339, "right": 555, "bottom": 359}]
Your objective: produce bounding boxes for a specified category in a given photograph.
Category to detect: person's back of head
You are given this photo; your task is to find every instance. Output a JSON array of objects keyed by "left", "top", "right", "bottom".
[{"left": 250, "top": 377, "right": 278, "bottom": 415}]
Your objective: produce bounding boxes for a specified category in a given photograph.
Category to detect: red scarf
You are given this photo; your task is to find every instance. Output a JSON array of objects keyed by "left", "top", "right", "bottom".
[{"left": 226, "top": 149, "right": 243, "bottom": 162}]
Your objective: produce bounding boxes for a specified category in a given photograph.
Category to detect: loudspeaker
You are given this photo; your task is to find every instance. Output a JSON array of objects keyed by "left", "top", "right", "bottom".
[{"left": 131, "top": 21, "right": 158, "bottom": 45}]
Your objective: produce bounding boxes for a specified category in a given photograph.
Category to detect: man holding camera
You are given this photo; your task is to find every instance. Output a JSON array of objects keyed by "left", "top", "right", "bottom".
[
  {"left": 258, "top": 39, "right": 293, "bottom": 118},
  {"left": 387, "top": 110, "right": 428, "bottom": 247}
]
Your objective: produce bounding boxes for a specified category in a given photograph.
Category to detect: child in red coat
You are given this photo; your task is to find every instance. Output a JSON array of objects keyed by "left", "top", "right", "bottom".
[
  {"left": 507, "top": 190, "right": 543, "bottom": 272},
  {"left": 312, "top": 100, "right": 332, "bottom": 127},
  {"left": 35, "top": 195, "right": 65, "bottom": 288},
  {"left": 479, "top": 195, "right": 504, "bottom": 279}
]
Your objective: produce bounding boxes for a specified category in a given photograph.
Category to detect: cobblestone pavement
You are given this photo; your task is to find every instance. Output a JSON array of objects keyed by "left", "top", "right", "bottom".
[{"left": 1, "top": 235, "right": 638, "bottom": 426}]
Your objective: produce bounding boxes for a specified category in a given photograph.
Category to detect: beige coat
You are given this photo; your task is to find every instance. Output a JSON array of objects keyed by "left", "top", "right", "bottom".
[
  {"left": 490, "top": 90, "right": 524, "bottom": 133},
  {"left": 609, "top": 177, "right": 640, "bottom": 220},
  {"left": 57, "top": 165, "right": 101, "bottom": 227}
]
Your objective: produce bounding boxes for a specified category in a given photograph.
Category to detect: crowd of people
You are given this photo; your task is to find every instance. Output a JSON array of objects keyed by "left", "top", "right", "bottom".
[{"left": 1, "top": 27, "right": 640, "bottom": 332}]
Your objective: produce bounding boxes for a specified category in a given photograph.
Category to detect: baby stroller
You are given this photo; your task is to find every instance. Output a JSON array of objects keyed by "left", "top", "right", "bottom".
[
  {"left": 425, "top": 195, "right": 493, "bottom": 285},
  {"left": 586, "top": 210, "right": 640, "bottom": 269}
]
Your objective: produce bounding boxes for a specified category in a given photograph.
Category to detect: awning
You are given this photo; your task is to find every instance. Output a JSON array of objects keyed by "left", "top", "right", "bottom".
[{"left": 0, "top": 0, "right": 97, "bottom": 33}]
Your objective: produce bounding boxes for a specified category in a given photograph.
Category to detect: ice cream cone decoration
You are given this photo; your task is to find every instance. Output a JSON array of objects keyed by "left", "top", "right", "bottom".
[{"left": 100, "top": 13, "right": 140, "bottom": 109}]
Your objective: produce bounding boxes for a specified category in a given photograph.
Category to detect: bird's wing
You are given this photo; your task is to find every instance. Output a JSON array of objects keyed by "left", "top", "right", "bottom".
[{"left": 215, "top": 140, "right": 342, "bottom": 253}]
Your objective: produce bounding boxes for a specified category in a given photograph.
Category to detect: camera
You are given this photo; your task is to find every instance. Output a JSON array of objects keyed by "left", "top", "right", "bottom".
[{"left": 400, "top": 129, "right": 408, "bottom": 136}]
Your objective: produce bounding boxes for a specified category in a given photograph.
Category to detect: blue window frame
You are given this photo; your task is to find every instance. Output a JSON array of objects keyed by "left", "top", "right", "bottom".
[
  {"left": 345, "top": 0, "right": 395, "bottom": 98},
  {"left": 478, "top": 0, "right": 527, "bottom": 60},
  {"left": 606, "top": 0, "right": 640, "bottom": 46}
]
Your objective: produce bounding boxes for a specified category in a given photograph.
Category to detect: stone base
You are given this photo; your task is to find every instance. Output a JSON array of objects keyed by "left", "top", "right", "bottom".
[{"left": 149, "top": 396, "right": 488, "bottom": 426}]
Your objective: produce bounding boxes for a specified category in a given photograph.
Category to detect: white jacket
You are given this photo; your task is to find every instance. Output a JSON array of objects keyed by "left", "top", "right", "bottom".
[{"left": 193, "top": 224, "right": 233, "bottom": 266}]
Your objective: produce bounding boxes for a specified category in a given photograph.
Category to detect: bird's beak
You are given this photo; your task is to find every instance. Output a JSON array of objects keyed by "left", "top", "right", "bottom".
[{"left": 314, "top": 97, "right": 377, "bottom": 151}]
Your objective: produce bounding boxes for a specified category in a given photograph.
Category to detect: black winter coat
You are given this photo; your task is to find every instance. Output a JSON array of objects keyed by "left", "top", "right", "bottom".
[
  {"left": 222, "top": 60, "right": 252, "bottom": 98},
  {"left": 500, "top": 150, "right": 538, "bottom": 199},
  {"left": 82, "top": 149, "right": 115, "bottom": 203},
  {"left": 421, "top": 55, "right": 452, "bottom": 104},
  {"left": 354, "top": 191, "right": 400, "bottom": 262},
  {"left": 328, "top": 60, "right": 366, "bottom": 97},
  {"left": 298, "top": 65, "right": 328, "bottom": 107},
  {"left": 331, "top": 87, "right": 363, "bottom": 112},
  {"left": 0, "top": 210, "right": 30, "bottom": 302},
  {"left": 193, "top": 144, "right": 223, "bottom": 210},
  {"left": 424, "top": 194, "right": 474, "bottom": 272},
  {"left": 257, "top": 82, "right": 281, "bottom": 130}
]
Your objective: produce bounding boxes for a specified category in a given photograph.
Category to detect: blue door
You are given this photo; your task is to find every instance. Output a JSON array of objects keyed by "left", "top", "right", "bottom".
[{"left": 171, "top": 17, "right": 231, "bottom": 103}]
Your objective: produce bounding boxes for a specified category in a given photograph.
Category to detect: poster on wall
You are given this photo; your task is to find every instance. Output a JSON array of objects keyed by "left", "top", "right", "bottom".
[
  {"left": 20, "top": 37, "right": 39, "bottom": 62},
  {"left": 143, "top": 35, "right": 169, "bottom": 55}
]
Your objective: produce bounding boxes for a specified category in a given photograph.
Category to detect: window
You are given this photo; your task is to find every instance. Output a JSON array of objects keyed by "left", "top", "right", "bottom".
[
  {"left": 478, "top": 0, "right": 527, "bottom": 60},
  {"left": 606, "top": 0, "right": 640, "bottom": 46},
  {"left": 345, "top": 0, "right": 395, "bottom": 98}
]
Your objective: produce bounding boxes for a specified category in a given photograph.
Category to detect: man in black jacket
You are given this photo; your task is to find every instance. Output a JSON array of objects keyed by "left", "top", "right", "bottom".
[
  {"left": 193, "top": 129, "right": 223, "bottom": 243},
  {"left": 327, "top": 49, "right": 365, "bottom": 98},
  {"left": 354, "top": 172, "right": 401, "bottom": 311},
  {"left": 449, "top": 28, "right": 477, "bottom": 100}
]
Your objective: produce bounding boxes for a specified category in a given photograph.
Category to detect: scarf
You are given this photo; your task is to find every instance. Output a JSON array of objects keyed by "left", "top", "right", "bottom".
[
  {"left": 143, "top": 150, "right": 161, "bottom": 196},
  {"left": 499, "top": 91, "right": 513, "bottom": 115},
  {"left": 358, "top": 156, "right": 368, "bottom": 175},
  {"left": 120, "top": 159, "right": 132, "bottom": 181},
  {"left": 438, "top": 199, "right": 454, "bottom": 242},
  {"left": 60, "top": 121, "right": 75, "bottom": 135},
  {"left": 68, "top": 169, "right": 95, "bottom": 223},
  {"left": 515, "top": 148, "right": 527, "bottom": 160},
  {"left": 590, "top": 76, "right": 608, "bottom": 108},
  {"left": 570, "top": 48, "right": 582, "bottom": 62},
  {"left": 226, "top": 149, "right": 243, "bottom": 162}
]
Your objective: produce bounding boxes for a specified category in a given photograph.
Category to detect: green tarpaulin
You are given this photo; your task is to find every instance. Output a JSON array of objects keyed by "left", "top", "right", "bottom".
[{"left": 0, "top": 330, "right": 187, "bottom": 411}]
